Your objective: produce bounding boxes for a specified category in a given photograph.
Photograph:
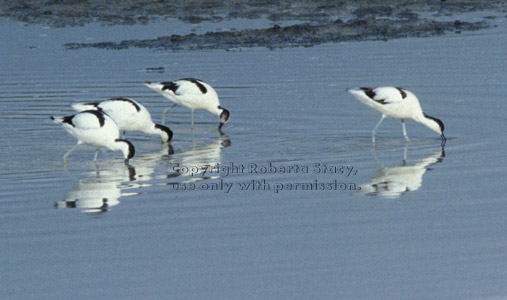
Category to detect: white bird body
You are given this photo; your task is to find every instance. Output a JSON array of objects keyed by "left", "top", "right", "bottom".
[
  {"left": 72, "top": 97, "right": 172, "bottom": 142},
  {"left": 347, "top": 87, "right": 445, "bottom": 141},
  {"left": 51, "top": 110, "right": 135, "bottom": 163},
  {"left": 144, "top": 78, "right": 230, "bottom": 130},
  {"left": 349, "top": 87, "right": 421, "bottom": 119}
]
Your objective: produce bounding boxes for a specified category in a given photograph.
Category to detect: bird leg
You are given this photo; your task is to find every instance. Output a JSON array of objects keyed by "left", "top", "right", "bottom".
[
  {"left": 372, "top": 114, "right": 385, "bottom": 144},
  {"left": 161, "top": 103, "right": 178, "bottom": 125},
  {"left": 63, "top": 143, "right": 80, "bottom": 164},
  {"left": 93, "top": 151, "right": 99, "bottom": 162},
  {"left": 403, "top": 141, "right": 408, "bottom": 165},
  {"left": 191, "top": 109, "right": 195, "bottom": 130},
  {"left": 401, "top": 119, "right": 410, "bottom": 141}
]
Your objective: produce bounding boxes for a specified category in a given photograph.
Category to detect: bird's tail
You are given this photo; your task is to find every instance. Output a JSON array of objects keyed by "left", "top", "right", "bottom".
[
  {"left": 346, "top": 88, "right": 375, "bottom": 106},
  {"left": 50, "top": 115, "right": 64, "bottom": 124},
  {"left": 346, "top": 88, "right": 364, "bottom": 97},
  {"left": 50, "top": 115, "right": 74, "bottom": 126},
  {"left": 71, "top": 102, "right": 99, "bottom": 112},
  {"left": 144, "top": 81, "right": 164, "bottom": 92}
]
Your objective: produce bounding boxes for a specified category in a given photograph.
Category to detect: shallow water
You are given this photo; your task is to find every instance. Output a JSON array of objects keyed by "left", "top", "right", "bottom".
[{"left": 1, "top": 16, "right": 506, "bottom": 300}]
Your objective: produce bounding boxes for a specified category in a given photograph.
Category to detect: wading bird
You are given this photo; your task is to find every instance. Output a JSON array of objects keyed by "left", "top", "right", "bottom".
[
  {"left": 347, "top": 87, "right": 445, "bottom": 142},
  {"left": 50, "top": 110, "right": 135, "bottom": 163},
  {"left": 144, "top": 78, "right": 230, "bottom": 131},
  {"left": 72, "top": 97, "right": 173, "bottom": 142}
]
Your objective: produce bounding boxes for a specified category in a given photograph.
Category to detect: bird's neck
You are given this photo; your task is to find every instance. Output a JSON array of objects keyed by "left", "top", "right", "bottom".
[
  {"left": 415, "top": 113, "right": 442, "bottom": 134},
  {"left": 209, "top": 106, "right": 222, "bottom": 116}
]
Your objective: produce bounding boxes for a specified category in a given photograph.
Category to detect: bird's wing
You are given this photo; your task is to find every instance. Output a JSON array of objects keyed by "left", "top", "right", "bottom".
[
  {"left": 71, "top": 102, "right": 100, "bottom": 112},
  {"left": 365, "top": 87, "right": 407, "bottom": 105},
  {"left": 170, "top": 79, "right": 208, "bottom": 95},
  {"left": 106, "top": 97, "right": 142, "bottom": 113},
  {"left": 72, "top": 110, "right": 107, "bottom": 129}
]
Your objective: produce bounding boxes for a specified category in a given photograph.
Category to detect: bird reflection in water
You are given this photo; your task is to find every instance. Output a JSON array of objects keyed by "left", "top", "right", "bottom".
[
  {"left": 167, "top": 133, "right": 231, "bottom": 184},
  {"left": 55, "top": 135, "right": 230, "bottom": 213},
  {"left": 360, "top": 142, "right": 445, "bottom": 198},
  {"left": 55, "top": 143, "right": 175, "bottom": 213},
  {"left": 55, "top": 162, "right": 138, "bottom": 214}
]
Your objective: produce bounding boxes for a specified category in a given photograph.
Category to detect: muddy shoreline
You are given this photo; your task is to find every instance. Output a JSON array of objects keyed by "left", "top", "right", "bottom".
[{"left": 1, "top": 1, "right": 506, "bottom": 50}]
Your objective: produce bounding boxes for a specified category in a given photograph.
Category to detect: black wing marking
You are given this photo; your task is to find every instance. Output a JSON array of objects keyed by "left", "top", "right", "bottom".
[
  {"left": 360, "top": 87, "right": 388, "bottom": 104},
  {"left": 109, "top": 97, "right": 141, "bottom": 112},
  {"left": 83, "top": 110, "right": 106, "bottom": 127},
  {"left": 62, "top": 115, "right": 74, "bottom": 126},
  {"left": 82, "top": 102, "right": 101, "bottom": 108},
  {"left": 374, "top": 99, "right": 388, "bottom": 105},
  {"left": 161, "top": 81, "right": 179, "bottom": 93},
  {"left": 396, "top": 87, "right": 407, "bottom": 99},
  {"left": 360, "top": 87, "right": 376, "bottom": 99},
  {"left": 181, "top": 78, "right": 207, "bottom": 94},
  {"left": 161, "top": 78, "right": 208, "bottom": 95}
]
